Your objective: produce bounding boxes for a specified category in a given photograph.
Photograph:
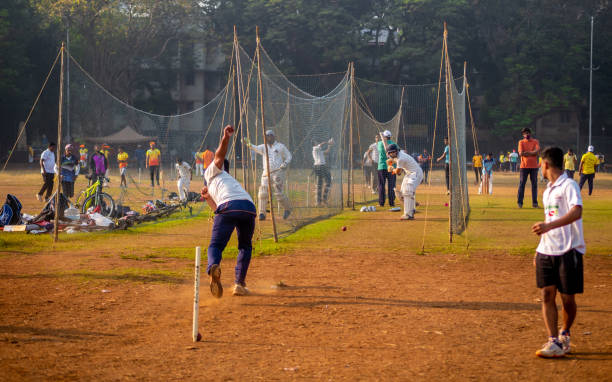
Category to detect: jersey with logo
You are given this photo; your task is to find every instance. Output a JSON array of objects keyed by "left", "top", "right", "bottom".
[
  {"left": 147, "top": 148, "right": 161, "bottom": 166},
  {"left": 117, "top": 152, "right": 129, "bottom": 168}
]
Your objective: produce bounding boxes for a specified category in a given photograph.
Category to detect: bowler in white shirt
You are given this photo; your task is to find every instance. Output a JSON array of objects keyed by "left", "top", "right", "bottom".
[{"left": 201, "top": 125, "right": 256, "bottom": 297}]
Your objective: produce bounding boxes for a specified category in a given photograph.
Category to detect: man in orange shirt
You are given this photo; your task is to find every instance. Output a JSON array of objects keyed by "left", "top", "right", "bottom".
[
  {"left": 202, "top": 148, "right": 214, "bottom": 170},
  {"left": 517, "top": 127, "right": 540, "bottom": 208}
]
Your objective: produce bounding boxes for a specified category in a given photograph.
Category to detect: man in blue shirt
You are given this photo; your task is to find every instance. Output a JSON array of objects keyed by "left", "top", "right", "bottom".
[
  {"left": 377, "top": 130, "right": 396, "bottom": 207},
  {"left": 436, "top": 137, "right": 450, "bottom": 194},
  {"left": 479, "top": 153, "right": 495, "bottom": 195}
]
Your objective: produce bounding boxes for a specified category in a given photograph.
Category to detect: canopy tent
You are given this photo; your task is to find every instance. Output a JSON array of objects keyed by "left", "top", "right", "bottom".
[{"left": 86, "top": 126, "right": 157, "bottom": 144}]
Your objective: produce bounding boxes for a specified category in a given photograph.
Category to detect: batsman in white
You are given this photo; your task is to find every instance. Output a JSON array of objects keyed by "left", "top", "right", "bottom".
[
  {"left": 175, "top": 158, "right": 192, "bottom": 202},
  {"left": 385, "top": 143, "right": 423, "bottom": 220},
  {"left": 201, "top": 125, "right": 257, "bottom": 297},
  {"left": 243, "top": 129, "right": 292, "bottom": 220}
]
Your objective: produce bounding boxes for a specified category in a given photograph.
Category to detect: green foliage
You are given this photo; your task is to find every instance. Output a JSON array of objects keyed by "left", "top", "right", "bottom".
[{"left": 2, "top": 0, "right": 612, "bottom": 147}]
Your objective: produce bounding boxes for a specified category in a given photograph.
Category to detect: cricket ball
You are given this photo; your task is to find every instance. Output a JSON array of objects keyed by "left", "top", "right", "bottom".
[
  {"left": 444, "top": 202, "right": 449, "bottom": 207},
  {"left": 196, "top": 332, "right": 202, "bottom": 342},
  {"left": 341, "top": 226, "right": 347, "bottom": 231}
]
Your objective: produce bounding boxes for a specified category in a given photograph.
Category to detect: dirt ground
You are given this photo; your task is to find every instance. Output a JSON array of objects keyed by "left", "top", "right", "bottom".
[{"left": 0, "top": 171, "right": 611, "bottom": 381}]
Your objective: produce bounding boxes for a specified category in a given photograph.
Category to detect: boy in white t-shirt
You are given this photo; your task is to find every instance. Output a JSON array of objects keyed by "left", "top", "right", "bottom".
[
  {"left": 531, "top": 146, "right": 585, "bottom": 358},
  {"left": 201, "top": 125, "right": 256, "bottom": 297}
]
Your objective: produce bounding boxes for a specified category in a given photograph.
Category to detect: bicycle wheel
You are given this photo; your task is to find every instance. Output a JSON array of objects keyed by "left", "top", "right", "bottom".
[{"left": 81, "top": 193, "right": 115, "bottom": 217}]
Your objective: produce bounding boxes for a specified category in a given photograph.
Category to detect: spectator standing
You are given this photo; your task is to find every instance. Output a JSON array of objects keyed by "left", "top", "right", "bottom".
[
  {"left": 364, "top": 135, "right": 379, "bottom": 192},
  {"left": 79, "top": 144, "right": 88, "bottom": 170},
  {"left": 117, "top": 147, "right": 129, "bottom": 188},
  {"left": 134, "top": 144, "right": 146, "bottom": 171},
  {"left": 146, "top": 141, "right": 161, "bottom": 187},
  {"left": 563, "top": 148, "right": 577, "bottom": 179},
  {"left": 509, "top": 149, "right": 519, "bottom": 172},
  {"left": 377, "top": 130, "right": 397, "bottom": 206},
  {"left": 578, "top": 145, "right": 599, "bottom": 196},
  {"left": 517, "top": 127, "right": 540, "bottom": 208},
  {"left": 36, "top": 142, "right": 56, "bottom": 202},
  {"left": 59, "top": 144, "right": 79, "bottom": 198},
  {"left": 436, "top": 137, "right": 450, "bottom": 194},
  {"left": 472, "top": 150, "right": 483, "bottom": 185},
  {"left": 419, "top": 149, "right": 431, "bottom": 184},
  {"left": 478, "top": 153, "right": 495, "bottom": 195}
]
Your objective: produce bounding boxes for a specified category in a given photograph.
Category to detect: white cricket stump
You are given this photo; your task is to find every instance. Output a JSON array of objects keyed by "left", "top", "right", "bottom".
[{"left": 192, "top": 246, "right": 201, "bottom": 342}]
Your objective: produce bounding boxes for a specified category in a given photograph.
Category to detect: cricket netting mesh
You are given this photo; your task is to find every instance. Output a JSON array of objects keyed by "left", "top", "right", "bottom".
[
  {"left": 2, "top": 31, "right": 471, "bottom": 240},
  {"left": 447, "top": 71, "right": 470, "bottom": 235},
  {"left": 66, "top": 54, "right": 236, "bottom": 208},
  {"left": 236, "top": 44, "right": 350, "bottom": 237}
]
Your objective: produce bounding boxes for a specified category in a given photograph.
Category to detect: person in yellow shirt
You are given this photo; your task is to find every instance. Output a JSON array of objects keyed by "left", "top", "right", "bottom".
[
  {"left": 563, "top": 148, "right": 577, "bottom": 179},
  {"left": 472, "top": 151, "right": 483, "bottom": 184},
  {"left": 79, "top": 144, "right": 88, "bottom": 169},
  {"left": 117, "top": 147, "right": 129, "bottom": 188},
  {"left": 498, "top": 151, "right": 506, "bottom": 172},
  {"left": 578, "top": 145, "right": 599, "bottom": 195},
  {"left": 146, "top": 141, "right": 161, "bottom": 187}
]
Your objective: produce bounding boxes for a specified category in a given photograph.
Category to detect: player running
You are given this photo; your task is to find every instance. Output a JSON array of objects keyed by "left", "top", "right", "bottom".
[
  {"left": 385, "top": 144, "right": 423, "bottom": 220},
  {"left": 201, "top": 125, "right": 256, "bottom": 297}
]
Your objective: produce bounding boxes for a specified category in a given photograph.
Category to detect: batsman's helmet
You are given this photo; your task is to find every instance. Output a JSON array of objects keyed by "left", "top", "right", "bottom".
[{"left": 386, "top": 143, "right": 399, "bottom": 154}]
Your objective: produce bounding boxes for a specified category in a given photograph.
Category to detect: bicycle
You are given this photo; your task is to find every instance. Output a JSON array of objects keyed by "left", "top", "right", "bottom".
[{"left": 75, "top": 175, "right": 115, "bottom": 217}]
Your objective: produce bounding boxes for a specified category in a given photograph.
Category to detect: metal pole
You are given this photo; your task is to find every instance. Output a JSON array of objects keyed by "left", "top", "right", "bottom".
[
  {"left": 66, "top": 26, "right": 70, "bottom": 141},
  {"left": 588, "top": 15, "right": 593, "bottom": 147},
  {"left": 256, "top": 27, "right": 278, "bottom": 242},
  {"left": 53, "top": 43, "right": 65, "bottom": 243},
  {"left": 443, "top": 23, "right": 452, "bottom": 244},
  {"left": 349, "top": 63, "right": 355, "bottom": 210}
]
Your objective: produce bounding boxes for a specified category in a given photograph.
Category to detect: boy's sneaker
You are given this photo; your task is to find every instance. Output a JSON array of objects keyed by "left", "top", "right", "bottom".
[
  {"left": 209, "top": 264, "right": 223, "bottom": 298},
  {"left": 535, "top": 339, "right": 565, "bottom": 358},
  {"left": 283, "top": 210, "right": 291, "bottom": 219},
  {"left": 36, "top": 194, "right": 42, "bottom": 202},
  {"left": 258, "top": 213, "right": 266, "bottom": 221},
  {"left": 558, "top": 331, "right": 571, "bottom": 353},
  {"left": 232, "top": 284, "right": 250, "bottom": 296},
  {"left": 400, "top": 214, "right": 414, "bottom": 220}
]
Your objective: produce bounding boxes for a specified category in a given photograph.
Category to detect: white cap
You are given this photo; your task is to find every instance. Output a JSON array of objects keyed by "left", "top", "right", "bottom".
[
  {"left": 382, "top": 130, "right": 392, "bottom": 138},
  {"left": 588, "top": 145, "right": 594, "bottom": 152},
  {"left": 265, "top": 129, "right": 275, "bottom": 136}
]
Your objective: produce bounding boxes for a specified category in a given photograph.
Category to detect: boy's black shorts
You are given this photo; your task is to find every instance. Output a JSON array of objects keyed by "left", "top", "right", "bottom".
[{"left": 536, "top": 249, "right": 583, "bottom": 294}]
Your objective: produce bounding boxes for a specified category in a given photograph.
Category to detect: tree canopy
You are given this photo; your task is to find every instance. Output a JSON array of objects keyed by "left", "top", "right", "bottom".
[{"left": 1, "top": 0, "right": 611, "bottom": 151}]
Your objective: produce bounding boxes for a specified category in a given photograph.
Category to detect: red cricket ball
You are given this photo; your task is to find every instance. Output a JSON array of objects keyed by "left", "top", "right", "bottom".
[{"left": 341, "top": 226, "right": 347, "bottom": 231}]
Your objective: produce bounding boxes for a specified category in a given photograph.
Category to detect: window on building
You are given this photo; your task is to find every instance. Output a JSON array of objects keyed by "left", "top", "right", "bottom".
[
  {"left": 560, "top": 111, "right": 571, "bottom": 124},
  {"left": 185, "top": 71, "right": 195, "bottom": 86}
]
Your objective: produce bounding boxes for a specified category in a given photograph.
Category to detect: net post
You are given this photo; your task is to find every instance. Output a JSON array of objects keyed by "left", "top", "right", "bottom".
[
  {"left": 232, "top": 67, "right": 238, "bottom": 178},
  {"left": 256, "top": 26, "right": 279, "bottom": 243},
  {"left": 233, "top": 28, "right": 249, "bottom": 192},
  {"left": 192, "top": 246, "right": 201, "bottom": 342},
  {"left": 348, "top": 62, "right": 355, "bottom": 209},
  {"left": 443, "top": 28, "right": 453, "bottom": 244},
  {"left": 53, "top": 42, "right": 66, "bottom": 243}
]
